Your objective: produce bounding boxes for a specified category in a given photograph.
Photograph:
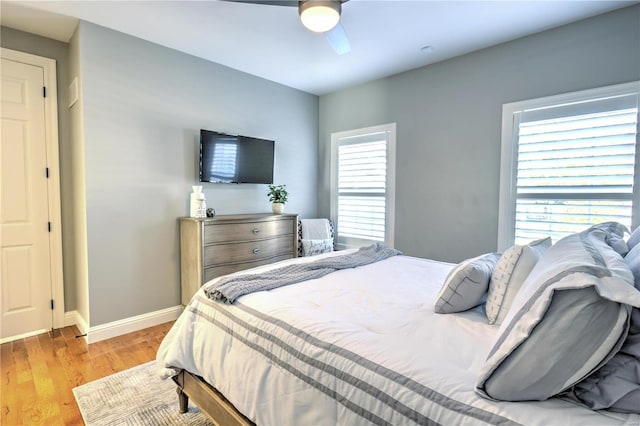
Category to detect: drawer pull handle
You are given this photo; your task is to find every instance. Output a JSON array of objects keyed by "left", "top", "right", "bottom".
[
  {"left": 252, "top": 228, "right": 261, "bottom": 234},
  {"left": 252, "top": 248, "right": 261, "bottom": 254}
]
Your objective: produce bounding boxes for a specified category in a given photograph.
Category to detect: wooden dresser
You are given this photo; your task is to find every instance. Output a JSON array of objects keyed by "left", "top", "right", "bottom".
[{"left": 179, "top": 213, "right": 298, "bottom": 305}]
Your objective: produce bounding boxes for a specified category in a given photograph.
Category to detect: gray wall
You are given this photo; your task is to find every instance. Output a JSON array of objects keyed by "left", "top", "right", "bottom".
[
  {"left": 4, "top": 4, "right": 638, "bottom": 326},
  {"left": 2, "top": 21, "right": 319, "bottom": 327},
  {"left": 1, "top": 26, "right": 77, "bottom": 311},
  {"left": 319, "top": 5, "right": 640, "bottom": 263},
  {"left": 77, "top": 22, "right": 318, "bottom": 326}
]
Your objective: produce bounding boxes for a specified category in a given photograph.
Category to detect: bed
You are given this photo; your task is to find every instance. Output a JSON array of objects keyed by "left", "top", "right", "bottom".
[{"left": 156, "top": 226, "right": 640, "bottom": 425}]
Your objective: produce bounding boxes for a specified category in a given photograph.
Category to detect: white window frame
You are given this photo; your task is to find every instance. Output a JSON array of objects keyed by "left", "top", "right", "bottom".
[
  {"left": 330, "top": 123, "right": 396, "bottom": 250},
  {"left": 498, "top": 81, "right": 640, "bottom": 251}
]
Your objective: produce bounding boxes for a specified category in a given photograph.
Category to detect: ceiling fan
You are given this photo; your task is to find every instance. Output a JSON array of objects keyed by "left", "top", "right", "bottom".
[{"left": 222, "top": 0, "right": 351, "bottom": 54}]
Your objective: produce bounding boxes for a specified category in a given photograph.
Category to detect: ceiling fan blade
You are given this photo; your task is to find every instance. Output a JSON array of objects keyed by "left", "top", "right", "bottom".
[
  {"left": 221, "top": 0, "right": 297, "bottom": 6},
  {"left": 222, "top": 0, "right": 351, "bottom": 54},
  {"left": 324, "top": 22, "right": 351, "bottom": 55}
]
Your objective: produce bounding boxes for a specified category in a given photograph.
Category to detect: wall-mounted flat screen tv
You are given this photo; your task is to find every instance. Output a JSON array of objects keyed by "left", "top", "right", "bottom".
[{"left": 199, "top": 129, "right": 274, "bottom": 184}]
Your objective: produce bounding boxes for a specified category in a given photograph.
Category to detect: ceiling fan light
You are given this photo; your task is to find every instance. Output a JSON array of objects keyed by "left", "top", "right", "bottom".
[{"left": 299, "top": 1, "right": 341, "bottom": 33}]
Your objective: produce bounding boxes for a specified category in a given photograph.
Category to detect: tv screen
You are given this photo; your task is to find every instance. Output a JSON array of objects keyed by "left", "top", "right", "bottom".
[{"left": 199, "top": 130, "right": 274, "bottom": 184}]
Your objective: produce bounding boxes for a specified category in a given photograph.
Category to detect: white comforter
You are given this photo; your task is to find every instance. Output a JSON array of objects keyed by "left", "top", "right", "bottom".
[{"left": 156, "top": 251, "right": 640, "bottom": 426}]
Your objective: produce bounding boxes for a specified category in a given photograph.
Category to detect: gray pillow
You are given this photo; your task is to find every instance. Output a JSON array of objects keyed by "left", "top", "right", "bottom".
[
  {"left": 628, "top": 226, "right": 640, "bottom": 251},
  {"left": 626, "top": 243, "right": 640, "bottom": 291},
  {"left": 562, "top": 243, "right": 640, "bottom": 413},
  {"left": 476, "top": 226, "right": 640, "bottom": 402},
  {"left": 486, "top": 237, "right": 551, "bottom": 325},
  {"left": 434, "top": 253, "right": 501, "bottom": 314}
]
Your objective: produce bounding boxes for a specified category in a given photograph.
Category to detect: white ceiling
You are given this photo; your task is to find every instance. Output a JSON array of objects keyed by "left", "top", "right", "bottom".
[{"left": 1, "top": 0, "right": 636, "bottom": 95}]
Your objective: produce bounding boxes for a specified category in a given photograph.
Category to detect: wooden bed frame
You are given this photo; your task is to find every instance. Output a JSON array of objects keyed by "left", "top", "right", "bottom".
[{"left": 172, "top": 369, "right": 254, "bottom": 426}]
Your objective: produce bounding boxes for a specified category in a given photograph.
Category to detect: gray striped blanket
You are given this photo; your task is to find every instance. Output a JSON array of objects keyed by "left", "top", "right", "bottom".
[{"left": 205, "top": 243, "right": 402, "bottom": 304}]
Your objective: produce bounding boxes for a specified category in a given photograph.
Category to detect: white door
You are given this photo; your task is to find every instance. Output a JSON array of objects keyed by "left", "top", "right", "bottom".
[{"left": 1, "top": 57, "right": 53, "bottom": 339}]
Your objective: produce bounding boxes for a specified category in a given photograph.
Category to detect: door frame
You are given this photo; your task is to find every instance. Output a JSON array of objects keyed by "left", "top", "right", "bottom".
[{"left": 1, "top": 47, "right": 65, "bottom": 332}]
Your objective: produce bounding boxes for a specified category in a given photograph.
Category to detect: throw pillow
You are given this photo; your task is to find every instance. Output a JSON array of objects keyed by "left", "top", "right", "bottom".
[
  {"left": 628, "top": 226, "right": 640, "bottom": 251},
  {"left": 625, "top": 242, "right": 640, "bottom": 291},
  {"left": 485, "top": 237, "right": 551, "bottom": 325},
  {"left": 301, "top": 238, "right": 334, "bottom": 257},
  {"left": 434, "top": 253, "right": 501, "bottom": 314}
]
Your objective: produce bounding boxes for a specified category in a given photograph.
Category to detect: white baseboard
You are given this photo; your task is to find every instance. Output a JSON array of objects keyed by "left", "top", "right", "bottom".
[
  {"left": 0, "top": 306, "right": 175, "bottom": 345},
  {"left": 64, "top": 310, "right": 88, "bottom": 337},
  {"left": 85, "top": 306, "right": 183, "bottom": 344},
  {"left": 1, "top": 311, "right": 87, "bottom": 344},
  {"left": 0, "top": 328, "right": 49, "bottom": 344}
]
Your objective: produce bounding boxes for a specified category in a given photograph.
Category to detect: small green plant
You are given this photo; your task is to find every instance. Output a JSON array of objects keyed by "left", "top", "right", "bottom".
[{"left": 267, "top": 184, "right": 288, "bottom": 204}]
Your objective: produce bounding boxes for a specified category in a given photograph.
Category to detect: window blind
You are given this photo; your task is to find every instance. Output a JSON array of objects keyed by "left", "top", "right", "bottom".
[
  {"left": 514, "top": 95, "right": 638, "bottom": 244},
  {"left": 337, "top": 137, "right": 387, "bottom": 243}
]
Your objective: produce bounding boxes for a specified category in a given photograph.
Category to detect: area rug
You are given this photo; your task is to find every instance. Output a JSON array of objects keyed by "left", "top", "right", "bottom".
[{"left": 73, "top": 361, "right": 213, "bottom": 425}]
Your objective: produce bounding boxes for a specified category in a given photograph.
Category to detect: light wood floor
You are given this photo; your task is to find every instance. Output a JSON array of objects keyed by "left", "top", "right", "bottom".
[{"left": 1, "top": 321, "right": 174, "bottom": 426}]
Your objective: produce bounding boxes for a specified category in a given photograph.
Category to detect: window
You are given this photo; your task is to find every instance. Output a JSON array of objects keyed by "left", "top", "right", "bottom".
[
  {"left": 498, "top": 82, "right": 639, "bottom": 250},
  {"left": 330, "top": 123, "right": 396, "bottom": 249}
]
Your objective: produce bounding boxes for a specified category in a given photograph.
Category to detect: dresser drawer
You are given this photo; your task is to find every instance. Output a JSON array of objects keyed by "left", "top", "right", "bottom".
[
  {"left": 204, "top": 220, "right": 293, "bottom": 244},
  {"left": 204, "top": 254, "right": 294, "bottom": 283},
  {"left": 180, "top": 214, "right": 298, "bottom": 306},
  {"left": 204, "top": 235, "right": 294, "bottom": 265}
]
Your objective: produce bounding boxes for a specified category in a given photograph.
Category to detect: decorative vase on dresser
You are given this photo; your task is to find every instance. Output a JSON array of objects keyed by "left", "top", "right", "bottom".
[{"left": 178, "top": 213, "right": 299, "bottom": 305}]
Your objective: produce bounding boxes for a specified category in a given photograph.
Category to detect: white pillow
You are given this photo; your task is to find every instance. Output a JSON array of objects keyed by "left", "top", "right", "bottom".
[
  {"left": 485, "top": 237, "right": 551, "bottom": 325},
  {"left": 434, "top": 253, "right": 501, "bottom": 314}
]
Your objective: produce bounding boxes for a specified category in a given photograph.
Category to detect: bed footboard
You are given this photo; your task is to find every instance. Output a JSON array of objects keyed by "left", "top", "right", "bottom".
[{"left": 172, "top": 370, "right": 254, "bottom": 426}]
